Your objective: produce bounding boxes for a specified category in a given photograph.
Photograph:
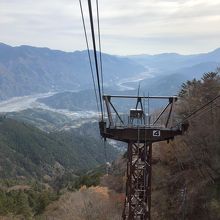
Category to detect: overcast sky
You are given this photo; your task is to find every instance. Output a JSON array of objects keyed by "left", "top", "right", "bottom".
[{"left": 0, "top": 0, "right": 220, "bottom": 55}]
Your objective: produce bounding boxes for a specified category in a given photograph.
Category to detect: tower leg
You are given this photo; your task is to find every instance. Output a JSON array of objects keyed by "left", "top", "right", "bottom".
[{"left": 122, "top": 142, "right": 152, "bottom": 220}]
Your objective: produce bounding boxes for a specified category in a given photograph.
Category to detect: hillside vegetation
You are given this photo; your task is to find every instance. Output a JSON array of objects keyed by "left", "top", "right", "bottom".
[
  {"left": 151, "top": 70, "right": 220, "bottom": 219},
  {"left": 42, "top": 186, "right": 123, "bottom": 220},
  {"left": 0, "top": 117, "right": 119, "bottom": 180},
  {"left": 40, "top": 70, "right": 220, "bottom": 220},
  {"left": 0, "top": 117, "right": 120, "bottom": 219},
  {"left": 0, "top": 70, "right": 219, "bottom": 220},
  {"left": 0, "top": 180, "right": 58, "bottom": 219},
  {"left": 7, "top": 108, "right": 72, "bottom": 132}
]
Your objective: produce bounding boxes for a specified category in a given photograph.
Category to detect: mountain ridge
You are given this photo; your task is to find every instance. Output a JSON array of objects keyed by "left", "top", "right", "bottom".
[
  {"left": 128, "top": 47, "right": 220, "bottom": 57},
  {"left": 0, "top": 42, "right": 145, "bottom": 100},
  {"left": 0, "top": 42, "right": 219, "bottom": 104},
  {"left": 2, "top": 42, "right": 219, "bottom": 57}
]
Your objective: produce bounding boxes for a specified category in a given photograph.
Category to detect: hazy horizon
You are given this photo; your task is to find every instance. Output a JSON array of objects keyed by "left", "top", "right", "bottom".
[
  {"left": 1, "top": 41, "right": 220, "bottom": 57},
  {"left": 0, "top": 0, "right": 220, "bottom": 55}
]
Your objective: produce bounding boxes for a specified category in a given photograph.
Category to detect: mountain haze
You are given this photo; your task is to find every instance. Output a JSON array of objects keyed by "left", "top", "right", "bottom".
[
  {"left": 0, "top": 43, "right": 145, "bottom": 100},
  {"left": 128, "top": 48, "right": 220, "bottom": 72}
]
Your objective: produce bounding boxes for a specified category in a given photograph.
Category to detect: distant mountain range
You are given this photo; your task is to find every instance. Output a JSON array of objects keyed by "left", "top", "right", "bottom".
[
  {"left": 0, "top": 42, "right": 145, "bottom": 100},
  {"left": 128, "top": 48, "right": 220, "bottom": 72},
  {"left": 38, "top": 63, "right": 220, "bottom": 111},
  {"left": 126, "top": 48, "right": 220, "bottom": 95},
  {"left": 0, "top": 42, "right": 219, "bottom": 105}
]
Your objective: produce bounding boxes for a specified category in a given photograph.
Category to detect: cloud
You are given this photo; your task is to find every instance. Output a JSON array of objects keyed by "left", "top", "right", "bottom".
[{"left": 0, "top": 0, "right": 220, "bottom": 54}]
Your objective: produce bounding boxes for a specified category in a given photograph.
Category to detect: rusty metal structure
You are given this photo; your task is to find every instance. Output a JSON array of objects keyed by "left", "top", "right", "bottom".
[
  {"left": 99, "top": 95, "right": 187, "bottom": 220},
  {"left": 79, "top": 1, "right": 219, "bottom": 219}
]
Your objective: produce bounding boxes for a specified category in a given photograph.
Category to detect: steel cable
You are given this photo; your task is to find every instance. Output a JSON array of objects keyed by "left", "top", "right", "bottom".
[
  {"left": 78, "top": 0, "right": 100, "bottom": 113},
  {"left": 173, "top": 94, "right": 220, "bottom": 127},
  {"left": 95, "top": 0, "right": 104, "bottom": 95},
  {"left": 87, "top": 0, "right": 104, "bottom": 120}
]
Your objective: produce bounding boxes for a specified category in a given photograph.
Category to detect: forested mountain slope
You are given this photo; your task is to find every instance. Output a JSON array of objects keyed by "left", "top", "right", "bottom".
[
  {"left": 0, "top": 117, "right": 119, "bottom": 180},
  {"left": 151, "top": 71, "right": 220, "bottom": 219},
  {"left": 40, "top": 70, "right": 220, "bottom": 220}
]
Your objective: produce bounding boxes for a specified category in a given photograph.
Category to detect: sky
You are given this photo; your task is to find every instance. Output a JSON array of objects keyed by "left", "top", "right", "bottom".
[{"left": 0, "top": 0, "right": 220, "bottom": 55}]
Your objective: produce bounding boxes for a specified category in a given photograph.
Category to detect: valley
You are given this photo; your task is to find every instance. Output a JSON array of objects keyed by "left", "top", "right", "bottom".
[{"left": 0, "top": 42, "right": 219, "bottom": 219}]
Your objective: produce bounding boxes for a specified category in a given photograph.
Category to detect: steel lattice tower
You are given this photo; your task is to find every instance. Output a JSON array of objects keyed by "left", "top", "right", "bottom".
[
  {"left": 122, "top": 142, "right": 152, "bottom": 219},
  {"left": 99, "top": 95, "right": 187, "bottom": 220}
]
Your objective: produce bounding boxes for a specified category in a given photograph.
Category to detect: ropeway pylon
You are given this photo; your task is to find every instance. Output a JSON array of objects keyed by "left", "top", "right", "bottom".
[
  {"left": 99, "top": 95, "right": 188, "bottom": 220},
  {"left": 122, "top": 142, "right": 152, "bottom": 219}
]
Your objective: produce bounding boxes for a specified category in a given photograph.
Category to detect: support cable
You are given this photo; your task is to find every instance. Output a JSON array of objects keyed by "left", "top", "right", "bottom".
[
  {"left": 95, "top": 0, "right": 104, "bottom": 95},
  {"left": 96, "top": 0, "right": 105, "bottom": 119},
  {"left": 174, "top": 94, "right": 220, "bottom": 128},
  {"left": 96, "top": 0, "right": 108, "bottom": 176},
  {"left": 186, "top": 100, "right": 219, "bottom": 122},
  {"left": 87, "top": 0, "right": 104, "bottom": 120},
  {"left": 78, "top": 0, "right": 100, "bottom": 113},
  {"left": 79, "top": 0, "right": 108, "bottom": 169}
]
